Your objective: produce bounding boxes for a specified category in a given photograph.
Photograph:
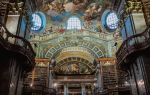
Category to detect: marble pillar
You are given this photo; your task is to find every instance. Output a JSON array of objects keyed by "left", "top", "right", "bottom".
[
  {"left": 48, "top": 64, "right": 53, "bottom": 88},
  {"left": 64, "top": 84, "right": 68, "bottom": 95},
  {"left": 81, "top": 84, "right": 86, "bottom": 95},
  {"left": 97, "top": 64, "right": 103, "bottom": 90}
]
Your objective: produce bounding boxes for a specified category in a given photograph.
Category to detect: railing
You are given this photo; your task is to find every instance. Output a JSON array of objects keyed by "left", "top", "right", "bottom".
[
  {"left": 116, "top": 27, "right": 150, "bottom": 65},
  {"left": 93, "top": 86, "right": 130, "bottom": 95},
  {"left": 0, "top": 24, "right": 35, "bottom": 65},
  {"left": 93, "top": 88, "right": 108, "bottom": 95},
  {"left": 53, "top": 79, "right": 96, "bottom": 83},
  {"left": 23, "top": 84, "right": 56, "bottom": 95}
]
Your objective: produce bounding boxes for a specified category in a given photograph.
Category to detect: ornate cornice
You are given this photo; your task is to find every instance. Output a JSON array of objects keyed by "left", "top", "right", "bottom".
[
  {"left": 126, "top": 1, "right": 142, "bottom": 13},
  {"left": 7, "top": 2, "right": 24, "bottom": 15}
]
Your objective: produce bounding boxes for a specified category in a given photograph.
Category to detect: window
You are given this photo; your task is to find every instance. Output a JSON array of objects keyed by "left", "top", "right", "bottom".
[
  {"left": 106, "top": 12, "right": 119, "bottom": 30},
  {"left": 31, "top": 13, "right": 42, "bottom": 31},
  {"left": 67, "top": 16, "right": 81, "bottom": 29}
]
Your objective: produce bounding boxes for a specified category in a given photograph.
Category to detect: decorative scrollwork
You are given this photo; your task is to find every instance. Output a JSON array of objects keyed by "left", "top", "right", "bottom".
[{"left": 126, "top": 1, "right": 142, "bottom": 13}]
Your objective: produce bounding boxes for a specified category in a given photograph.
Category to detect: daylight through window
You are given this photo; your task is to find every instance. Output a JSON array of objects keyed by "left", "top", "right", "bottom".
[
  {"left": 31, "top": 13, "right": 42, "bottom": 31},
  {"left": 67, "top": 16, "right": 81, "bottom": 29}
]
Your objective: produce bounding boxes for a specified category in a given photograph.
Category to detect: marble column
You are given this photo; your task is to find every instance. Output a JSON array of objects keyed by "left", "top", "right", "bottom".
[
  {"left": 48, "top": 64, "right": 53, "bottom": 88},
  {"left": 81, "top": 84, "right": 86, "bottom": 95},
  {"left": 64, "top": 84, "right": 68, "bottom": 95},
  {"left": 97, "top": 64, "right": 103, "bottom": 89}
]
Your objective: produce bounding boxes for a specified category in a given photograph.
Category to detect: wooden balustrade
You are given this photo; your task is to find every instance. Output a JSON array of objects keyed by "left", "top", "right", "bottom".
[
  {"left": 0, "top": 24, "right": 36, "bottom": 71},
  {"left": 116, "top": 0, "right": 150, "bottom": 66},
  {"left": 116, "top": 27, "right": 150, "bottom": 65},
  {"left": 93, "top": 88, "right": 108, "bottom": 95},
  {"left": 23, "top": 84, "right": 56, "bottom": 95}
]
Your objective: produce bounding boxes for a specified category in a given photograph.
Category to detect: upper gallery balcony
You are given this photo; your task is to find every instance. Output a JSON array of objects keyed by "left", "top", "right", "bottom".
[
  {"left": 0, "top": 24, "right": 36, "bottom": 72},
  {"left": 116, "top": 27, "right": 150, "bottom": 66}
]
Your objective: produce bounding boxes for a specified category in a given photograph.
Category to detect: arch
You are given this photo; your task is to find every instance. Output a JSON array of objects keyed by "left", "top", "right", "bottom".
[
  {"left": 56, "top": 48, "right": 95, "bottom": 63},
  {"left": 44, "top": 40, "right": 105, "bottom": 59}
]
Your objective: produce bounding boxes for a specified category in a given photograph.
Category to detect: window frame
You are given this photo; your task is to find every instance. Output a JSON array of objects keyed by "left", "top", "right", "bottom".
[
  {"left": 31, "top": 13, "right": 43, "bottom": 31},
  {"left": 67, "top": 16, "right": 82, "bottom": 30},
  {"left": 106, "top": 12, "right": 119, "bottom": 30},
  {"left": 31, "top": 12, "right": 46, "bottom": 33}
]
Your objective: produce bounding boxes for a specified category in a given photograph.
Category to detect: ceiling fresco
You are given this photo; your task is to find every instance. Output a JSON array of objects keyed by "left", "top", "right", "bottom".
[
  {"left": 29, "top": 0, "right": 123, "bottom": 75},
  {"left": 35, "top": 0, "right": 105, "bottom": 31}
]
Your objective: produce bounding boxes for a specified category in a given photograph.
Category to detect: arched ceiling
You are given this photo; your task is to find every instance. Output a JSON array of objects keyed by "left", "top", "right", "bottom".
[
  {"left": 29, "top": 0, "right": 124, "bottom": 75},
  {"left": 44, "top": 39, "right": 106, "bottom": 59},
  {"left": 30, "top": 31, "right": 111, "bottom": 74},
  {"left": 56, "top": 47, "right": 95, "bottom": 63},
  {"left": 30, "top": 30, "right": 113, "bottom": 59}
]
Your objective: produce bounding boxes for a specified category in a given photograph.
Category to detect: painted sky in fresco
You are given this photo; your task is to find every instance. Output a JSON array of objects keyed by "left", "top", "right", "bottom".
[{"left": 35, "top": 0, "right": 105, "bottom": 32}]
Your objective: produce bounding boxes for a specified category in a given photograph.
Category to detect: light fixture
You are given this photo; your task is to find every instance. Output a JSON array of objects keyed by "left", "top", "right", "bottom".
[
  {"left": 53, "top": 83, "right": 58, "bottom": 88},
  {"left": 138, "top": 80, "right": 144, "bottom": 87},
  {"left": 30, "top": 83, "right": 33, "bottom": 87},
  {"left": 10, "top": 82, "right": 14, "bottom": 87}
]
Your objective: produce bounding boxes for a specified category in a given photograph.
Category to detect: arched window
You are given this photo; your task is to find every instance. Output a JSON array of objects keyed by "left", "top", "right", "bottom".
[
  {"left": 67, "top": 16, "right": 81, "bottom": 29},
  {"left": 31, "top": 13, "right": 42, "bottom": 31},
  {"left": 106, "top": 12, "right": 119, "bottom": 30}
]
